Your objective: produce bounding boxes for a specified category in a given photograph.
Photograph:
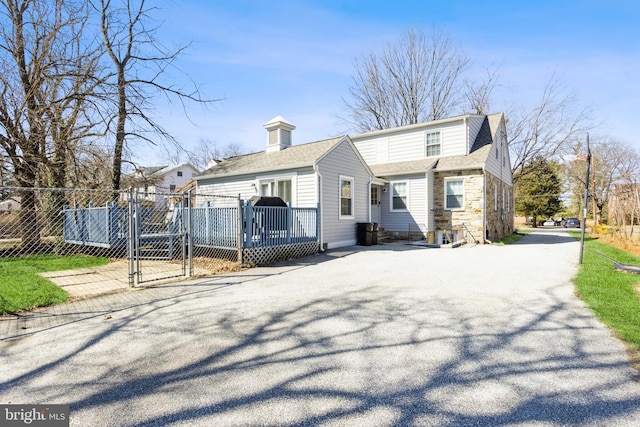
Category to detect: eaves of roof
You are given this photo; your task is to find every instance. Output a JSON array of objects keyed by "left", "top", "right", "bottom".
[
  {"left": 369, "top": 159, "right": 438, "bottom": 177},
  {"left": 194, "top": 136, "right": 346, "bottom": 181},
  {"left": 351, "top": 114, "right": 483, "bottom": 140},
  {"left": 194, "top": 161, "right": 317, "bottom": 180}
]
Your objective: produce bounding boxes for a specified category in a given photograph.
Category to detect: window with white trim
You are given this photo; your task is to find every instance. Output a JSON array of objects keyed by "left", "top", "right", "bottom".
[
  {"left": 445, "top": 179, "right": 464, "bottom": 210},
  {"left": 339, "top": 176, "right": 354, "bottom": 218},
  {"left": 391, "top": 181, "right": 408, "bottom": 211},
  {"left": 425, "top": 131, "right": 441, "bottom": 157},
  {"left": 260, "top": 178, "right": 292, "bottom": 204}
]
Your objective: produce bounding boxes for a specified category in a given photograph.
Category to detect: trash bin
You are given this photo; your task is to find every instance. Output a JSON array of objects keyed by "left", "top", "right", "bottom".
[
  {"left": 357, "top": 222, "right": 373, "bottom": 246},
  {"left": 372, "top": 222, "right": 379, "bottom": 245}
]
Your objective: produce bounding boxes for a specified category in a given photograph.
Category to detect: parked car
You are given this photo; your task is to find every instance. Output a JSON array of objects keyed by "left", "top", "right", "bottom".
[
  {"left": 564, "top": 218, "right": 581, "bottom": 228},
  {"left": 542, "top": 219, "right": 555, "bottom": 226}
]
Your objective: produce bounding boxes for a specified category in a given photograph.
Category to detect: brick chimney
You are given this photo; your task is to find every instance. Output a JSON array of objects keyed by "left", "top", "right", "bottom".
[{"left": 264, "top": 116, "right": 295, "bottom": 153}]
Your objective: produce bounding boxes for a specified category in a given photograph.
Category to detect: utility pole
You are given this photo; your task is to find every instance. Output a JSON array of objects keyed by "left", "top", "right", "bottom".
[{"left": 579, "top": 134, "right": 591, "bottom": 264}]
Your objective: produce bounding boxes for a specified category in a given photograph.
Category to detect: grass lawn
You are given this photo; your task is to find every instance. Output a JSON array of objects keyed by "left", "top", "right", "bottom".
[
  {"left": 494, "top": 230, "right": 530, "bottom": 245},
  {"left": 570, "top": 232, "right": 640, "bottom": 363},
  {"left": 0, "top": 255, "right": 109, "bottom": 314}
]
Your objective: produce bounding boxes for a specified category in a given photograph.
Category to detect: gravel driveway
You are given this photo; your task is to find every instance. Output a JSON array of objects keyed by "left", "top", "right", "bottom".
[{"left": 2, "top": 230, "right": 640, "bottom": 426}]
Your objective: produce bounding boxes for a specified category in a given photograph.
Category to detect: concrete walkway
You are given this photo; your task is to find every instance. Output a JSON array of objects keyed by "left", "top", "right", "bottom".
[{"left": 2, "top": 230, "right": 640, "bottom": 426}]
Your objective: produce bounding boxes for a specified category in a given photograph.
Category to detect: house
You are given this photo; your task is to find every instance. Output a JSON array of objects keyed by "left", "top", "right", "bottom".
[
  {"left": 195, "top": 116, "right": 373, "bottom": 249},
  {"left": 351, "top": 113, "right": 514, "bottom": 244},
  {"left": 0, "top": 196, "right": 20, "bottom": 214},
  {"left": 126, "top": 163, "right": 200, "bottom": 209},
  {"left": 195, "top": 113, "right": 514, "bottom": 250}
]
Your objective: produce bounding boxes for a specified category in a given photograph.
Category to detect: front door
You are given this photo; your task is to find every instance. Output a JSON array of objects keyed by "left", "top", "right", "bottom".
[{"left": 371, "top": 186, "right": 381, "bottom": 224}]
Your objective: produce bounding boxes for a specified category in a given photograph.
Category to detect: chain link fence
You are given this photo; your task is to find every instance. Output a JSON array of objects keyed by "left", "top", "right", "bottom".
[
  {"left": 0, "top": 187, "right": 243, "bottom": 287},
  {"left": 1, "top": 186, "right": 319, "bottom": 297}
]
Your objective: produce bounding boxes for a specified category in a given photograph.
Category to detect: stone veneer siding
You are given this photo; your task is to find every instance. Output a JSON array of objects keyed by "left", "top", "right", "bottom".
[
  {"left": 433, "top": 169, "right": 513, "bottom": 244},
  {"left": 484, "top": 171, "right": 514, "bottom": 242},
  {"left": 433, "top": 170, "right": 484, "bottom": 243}
]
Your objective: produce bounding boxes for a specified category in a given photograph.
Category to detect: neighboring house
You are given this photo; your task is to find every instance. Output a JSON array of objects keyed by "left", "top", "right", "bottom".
[
  {"left": 195, "top": 116, "right": 373, "bottom": 249},
  {"left": 352, "top": 113, "right": 514, "bottom": 244},
  {"left": 127, "top": 163, "right": 200, "bottom": 209},
  {"left": 195, "top": 113, "right": 514, "bottom": 249},
  {"left": 0, "top": 196, "right": 20, "bottom": 214}
]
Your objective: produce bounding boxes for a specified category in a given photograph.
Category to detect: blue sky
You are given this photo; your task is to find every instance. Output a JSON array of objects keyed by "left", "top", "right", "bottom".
[{"left": 140, "top": 0, "right": 640, "bottom": 165}]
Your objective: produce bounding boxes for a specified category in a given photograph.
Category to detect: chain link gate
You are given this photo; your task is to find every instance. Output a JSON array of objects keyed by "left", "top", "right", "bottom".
[{"left": 127, "top": 189, "right": 191, "bottom": 286}]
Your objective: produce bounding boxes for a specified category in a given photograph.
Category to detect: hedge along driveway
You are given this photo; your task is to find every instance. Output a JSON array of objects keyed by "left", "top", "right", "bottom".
[{"left": 2, "top": 230, "right": 640, "bottom": 426}]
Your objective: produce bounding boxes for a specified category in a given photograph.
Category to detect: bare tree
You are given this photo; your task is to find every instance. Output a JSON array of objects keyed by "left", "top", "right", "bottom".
[
  {"left": 465, "top": 68, "right": 499, "bottom": 115},
  {"left": 95, "top": 0, "right": 220, "bottom": 193},
  {"left": 508, "top": 73, "right": 592, "bottom": 179},
  {"left": 0, "top": 0, "right": 102, "bottom": 246},
  {"left": 609, "top": 147, "right": 640, "bottom": 237},
  {"left": 160, "top": 138, "right": 247, "bottom": 172},
  {"left": 343, "top": 27, "right": 469, "bottom": 132},
  {"left": 68, "top": 143, "right": 114, "bottom": 189},
  {"left": 566, "top": 137, "right": 640, "bottom": 226}
]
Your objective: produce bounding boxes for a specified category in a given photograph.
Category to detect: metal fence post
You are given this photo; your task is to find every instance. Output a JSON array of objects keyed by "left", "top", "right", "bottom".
[
  {"left": 127, "top": 187, "right": 136, "bottom": 287},
  {"left": 237, "top": 195, "right": 243, "bottom": 265},
  {"left": 187, "top": 191, "right": 193, "bottom": 278}
]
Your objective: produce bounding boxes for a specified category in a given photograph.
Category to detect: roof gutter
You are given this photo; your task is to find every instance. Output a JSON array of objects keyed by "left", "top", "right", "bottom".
[{"left": 194, "top": 162, "right": 316, "bottom": 181}]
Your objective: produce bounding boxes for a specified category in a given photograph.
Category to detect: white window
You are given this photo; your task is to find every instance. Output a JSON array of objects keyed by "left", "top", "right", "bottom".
[
  {"left": 445, "top": 179, "right": 464, "bottom": 210},
  {"left": 260, "top": 178, "right": 292, "bottom": 204},
  {"left": 390, "top": 181, "right": 408, "bottom": 211},
  {"left": 169, "top": 184, "right": 176, "bottom": 192},
  {"left": 177, "top": 171, "right": 183, "bottom": 177},
  {"left": 425, "top": 131, "right": 441, "bottom": 157},
  {"left": 339, "top": 176, "right": 354, "bottom": 218}
]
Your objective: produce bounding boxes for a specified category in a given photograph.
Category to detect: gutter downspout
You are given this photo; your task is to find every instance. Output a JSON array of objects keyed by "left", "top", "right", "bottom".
[
  {"left": 368, "top": 174, "right": 374, "bottom": 222},
  {"left": 313, "top": 164, "right": 324, "bottom": 251}
]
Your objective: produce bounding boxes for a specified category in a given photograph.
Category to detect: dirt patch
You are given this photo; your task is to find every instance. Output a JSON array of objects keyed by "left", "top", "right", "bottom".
[
  {"left": 170, "top": 257, "right": 243, "bottom": 276},
  {"left": 625, "top": 342, "right": 640, "bottom": 372},
  {"left": 595, "top": 234, "right": 640, "bottom": 258}
]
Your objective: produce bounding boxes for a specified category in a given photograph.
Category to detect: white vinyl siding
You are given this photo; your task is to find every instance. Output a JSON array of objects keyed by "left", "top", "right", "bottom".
[
  {"left": 483, "top": 118, "right": 513, "bottom": 186},
  {"left": 353, "top": 140, "right": 377, "bottom": 164},
  {"left": 196, "top": 168, "right": 318, "bottom": 208},
  {"left": 378, "top": 174, "right": 426, "bottom": 233},
  {"left": 295, "top": 170, "right": 317, "bottom": 207},
  {"left": 196, "top": 176, "right": 254, "bottom": 207},
  {"left": 465, "top": 116, "right": 485, "bottom": 152},
  {"left": 317, "top": 139, "right": 371, "bottom": 248},
  {"left": 353, "top": 118, "right": 469, "bottom": 165},
  {"left": 388, "top": 133, "right": 425, "bottom": 163}
]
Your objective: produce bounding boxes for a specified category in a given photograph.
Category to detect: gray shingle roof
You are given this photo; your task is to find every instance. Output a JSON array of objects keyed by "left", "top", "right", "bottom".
[
  {"left": 434, "top": 145, "right": 491, "bottom": 171},
  {"left": 369, "top": 159, "right": 438, "bottom": 177},
  {"left": 435, "top": 113, "right": 502, "bottom": 172},
  {"left": 196, "top": 136, "right": 346, "bottom": 179}
]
